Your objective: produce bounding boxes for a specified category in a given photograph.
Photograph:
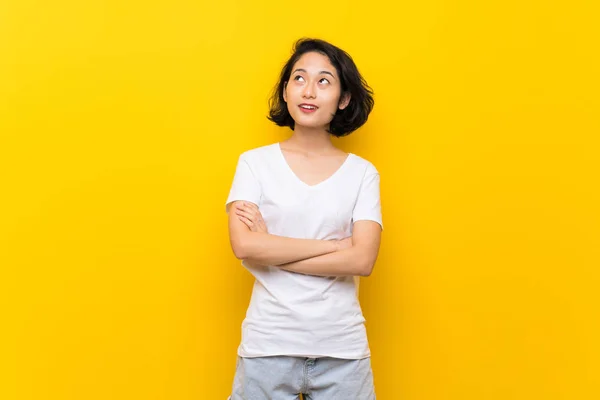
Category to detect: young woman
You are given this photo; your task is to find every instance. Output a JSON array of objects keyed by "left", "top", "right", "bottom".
[{"left": 225, "top": 38, "right": 383, "bottom": 399}]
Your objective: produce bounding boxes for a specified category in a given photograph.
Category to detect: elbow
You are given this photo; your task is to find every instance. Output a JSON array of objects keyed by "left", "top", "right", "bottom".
[
  {"left": 360, "top": 265, "right": 374, "bottom": 277},
  {"left": 358, "top": 260, "right": 375, "bottom": 277},
  {"left": 230, "top": 238, "right": 249, "bottom": 260},
  {"left": 230, "top": 231, "right": 260, "bottom": 260},
  {"left": 358, "top": 252, "right": 378, "bottom": 276}
]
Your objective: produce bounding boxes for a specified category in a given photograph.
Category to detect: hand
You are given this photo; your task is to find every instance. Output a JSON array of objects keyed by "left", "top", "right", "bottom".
[
  {"left": 233, "top": 201, "right": 268, "bottom": 233},
  {"left": 335, "top": 237, "right": 353, "bottom": 251}
]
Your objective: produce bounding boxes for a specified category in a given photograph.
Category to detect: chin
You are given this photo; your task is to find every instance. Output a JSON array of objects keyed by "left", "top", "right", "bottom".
[
  {"left": 294, "top": 121, "right": 329, "bottom": 131},
  {"left": 292, "top": 115, "right": 331, "bottom": 130}
]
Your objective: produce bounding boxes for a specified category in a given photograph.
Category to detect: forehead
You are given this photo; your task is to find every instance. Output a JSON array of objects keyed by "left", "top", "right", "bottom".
[{"left": 292, "top": 52, "right": 337, "bottom": 75}]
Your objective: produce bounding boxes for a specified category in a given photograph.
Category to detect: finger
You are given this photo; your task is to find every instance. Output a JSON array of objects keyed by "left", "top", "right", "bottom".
[
  {"left": 236, "top": 209, "right": 254, "bottom": 221},
  {"left": 239, "top": 202, "right": 257, "bottom": 210},
  {"left": 238, "top": 215, "right": 254, "bottom": 226}
]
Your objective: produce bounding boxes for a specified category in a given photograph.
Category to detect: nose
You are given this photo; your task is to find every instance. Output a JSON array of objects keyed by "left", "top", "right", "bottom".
[{"left": 302, "top": 81, "right": 316, "bottom": 99}]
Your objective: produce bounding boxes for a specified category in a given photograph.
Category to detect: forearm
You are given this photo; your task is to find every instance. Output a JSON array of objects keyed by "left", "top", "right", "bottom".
[
  {"left": 234, "top": 231, "right": 339, "bottom": 266},
  {"left": 275, "top": 246, "right": 370, "bottom": 277}
]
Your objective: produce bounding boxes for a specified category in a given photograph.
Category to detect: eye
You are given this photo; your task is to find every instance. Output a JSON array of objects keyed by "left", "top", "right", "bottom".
[
  {"left": 293, "top": 75, "right": 305, "bottom": 82},
  {"left": 319, "top": 78, "right": 330, "bottom": 84}
]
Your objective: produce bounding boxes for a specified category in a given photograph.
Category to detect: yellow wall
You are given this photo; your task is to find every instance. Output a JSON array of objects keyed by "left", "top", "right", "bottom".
[{"left": 1, "top": 1, "right": 598, "bottom": 399}]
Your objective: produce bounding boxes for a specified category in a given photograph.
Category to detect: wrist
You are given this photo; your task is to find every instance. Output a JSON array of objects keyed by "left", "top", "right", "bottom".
[{"left": 330, "top": 240, "right": 340, "bottom": 253}]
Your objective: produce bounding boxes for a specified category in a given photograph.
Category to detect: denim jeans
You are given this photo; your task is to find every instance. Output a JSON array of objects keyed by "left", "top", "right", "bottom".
[{"left": 228, "top": 355, "right": 376, "bottom": 399}]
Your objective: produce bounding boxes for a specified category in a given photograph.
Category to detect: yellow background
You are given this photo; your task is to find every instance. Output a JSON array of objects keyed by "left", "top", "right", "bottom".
[{"left": 1, "top": 1, "right": 598, "bottom": 399}]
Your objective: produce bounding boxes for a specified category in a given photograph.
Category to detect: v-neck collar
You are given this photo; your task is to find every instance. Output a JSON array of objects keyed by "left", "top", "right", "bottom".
[{"left": 275, "top": 142, "right": 354, "bottom": 189}]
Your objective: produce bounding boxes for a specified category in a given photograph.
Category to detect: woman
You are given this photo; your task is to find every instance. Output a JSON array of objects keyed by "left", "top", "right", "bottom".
[{"left": 225, "top": 38, "right": 383, "bottom": 399}]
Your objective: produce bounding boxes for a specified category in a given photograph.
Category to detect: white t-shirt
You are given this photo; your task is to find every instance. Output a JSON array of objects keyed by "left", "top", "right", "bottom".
[{"left": 225, "top": 142, "right": 383, "bottom": 359}]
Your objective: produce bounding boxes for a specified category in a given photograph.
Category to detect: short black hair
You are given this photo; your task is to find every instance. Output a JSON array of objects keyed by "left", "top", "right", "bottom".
[{"left": 267, "top": 38, "right": 374, "bottom": 137}]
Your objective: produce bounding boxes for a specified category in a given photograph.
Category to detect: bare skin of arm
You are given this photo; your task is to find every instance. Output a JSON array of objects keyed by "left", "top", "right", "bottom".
[
  {"left": 278, "top": 220, "right": 381, "bottom": 277},
  {"left": 233, "top": 202, "right": 380, "bottom": 277},
  {"left": 227, "top": 201, "right": 351, "bottom": 266}
]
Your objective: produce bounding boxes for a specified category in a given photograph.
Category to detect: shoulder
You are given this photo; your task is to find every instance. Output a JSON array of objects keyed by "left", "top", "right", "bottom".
[
  {"left": 349, "top": 153, "right": 380, "bottom": 177},
  {"left": 238, "top": 142, "right": 279, "bottom": 163}
]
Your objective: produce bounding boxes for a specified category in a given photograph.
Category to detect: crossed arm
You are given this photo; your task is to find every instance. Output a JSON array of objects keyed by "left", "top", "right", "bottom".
[{"left": 226, "top": 201, "right": 382, "bottom": 277}]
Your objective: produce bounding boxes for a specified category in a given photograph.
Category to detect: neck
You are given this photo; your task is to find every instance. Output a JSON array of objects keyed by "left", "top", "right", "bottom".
[{"left": 284, "top": 125, "right": 336, "bottom": 155}]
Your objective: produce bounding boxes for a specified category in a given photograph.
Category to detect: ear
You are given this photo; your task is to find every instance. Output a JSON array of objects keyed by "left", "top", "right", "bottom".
[
  {"left": 338, "top": 92, "right": 351, "bottom": 110},
  {"left": 283, "top": 81, "right": 288, "bottom": 103}
]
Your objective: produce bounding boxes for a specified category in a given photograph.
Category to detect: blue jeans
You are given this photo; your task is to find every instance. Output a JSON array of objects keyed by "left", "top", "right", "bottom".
[{"left": 228, "top": 355, "right": 376, "bottom": 399}]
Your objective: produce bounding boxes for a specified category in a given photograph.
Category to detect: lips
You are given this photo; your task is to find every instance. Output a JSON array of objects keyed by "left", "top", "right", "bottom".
[{"left": 299, "top": 103, "right": 318, "bottom": 113}]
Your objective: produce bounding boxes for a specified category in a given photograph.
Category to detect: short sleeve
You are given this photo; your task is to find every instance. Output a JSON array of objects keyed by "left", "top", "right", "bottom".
[
  {"left": 352, "top": 164, "right": 383, "bottom": 230},
  {"left": 225, "top": 154, "right": 262, "bottom": 213}
]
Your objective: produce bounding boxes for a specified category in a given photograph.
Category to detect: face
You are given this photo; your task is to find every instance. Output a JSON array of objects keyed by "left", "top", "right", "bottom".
[{"left": 283, "top": 51, "right": 351, "bottom": 130}]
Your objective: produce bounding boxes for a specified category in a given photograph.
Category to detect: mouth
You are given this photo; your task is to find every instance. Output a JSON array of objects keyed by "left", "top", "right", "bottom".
[{"left": 298, "top": 104, "right": 318, "bottom": 113}]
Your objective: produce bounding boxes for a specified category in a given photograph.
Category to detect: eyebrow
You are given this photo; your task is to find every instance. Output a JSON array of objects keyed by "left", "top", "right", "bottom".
[{"left": 292, "top": 68, "right": 335, "bottom": 78}]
